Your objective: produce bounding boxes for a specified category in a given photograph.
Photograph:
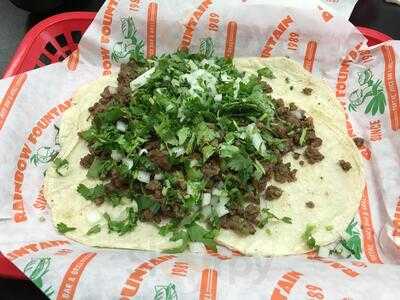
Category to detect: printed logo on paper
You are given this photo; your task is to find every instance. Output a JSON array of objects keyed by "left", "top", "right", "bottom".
[
  {"left": 329, "top": 218, "right": 362, "bottom": 259},
  {"left": 154, "top": 282, "right": 178, "bottom": 300},
  {"left": 111, "top": 17, "right": 144, "bottom": 63},
  {"left": 23, "top": 256, "right": 55, "bottom": 298},
  {"left": 29, "top": 146, "right": 58, "bottom": 166},
  {"left": 348, "top": 69, "right": 386, "bottom": 116},
  {"left": 199, "top": 37, "right": 215, "bottom": 58}
]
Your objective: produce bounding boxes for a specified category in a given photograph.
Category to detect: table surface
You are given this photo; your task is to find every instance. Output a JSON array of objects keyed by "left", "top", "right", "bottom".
[{"left": 0, "top": 0, "right": 399, "bottom": 299}]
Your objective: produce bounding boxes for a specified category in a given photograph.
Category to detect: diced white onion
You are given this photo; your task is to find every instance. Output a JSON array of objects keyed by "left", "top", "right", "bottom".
[
  {"left": 86, "top": 211, "right": 101, "bottom": 224},
  {"left": 116, "top": 121, "right": 128, "bottom": 132},
  {"left": 215, "top": 203, "right": 229, "bottom": 217},
  {"left": 202, "top": 193, "right": 211, "bottom": 206},
  {"left": 215, "top": 94, "right": 222, "bottom": 102},
  {"left": 190, "top": 242, "right": 205, "bottom": 253},
  {"left": 171, "top": 147, "right": 185, "bottom": 157},
  {"left": 154, "top": 173, "right": 163, "bottom": 180},
  {"left": 292, "top": 109, "right": 305, "bottom": 119},
  {"left": 139, "top": 148, "right": 148, "bottom": 156},
  {"left": 131, "top": 201, "right": 138, "bottom": 212},
  {"left": 137, "top": 171, "right": 150, "bottom": 183},
  {"left": 123, "top": 158, "right": 133, "bottom": 170},
  {"left": 111, "top": 150, "right": 123, "bottom": 161},
  {"left": 130, "top": 67, "right": 155, "bottom": 90}
]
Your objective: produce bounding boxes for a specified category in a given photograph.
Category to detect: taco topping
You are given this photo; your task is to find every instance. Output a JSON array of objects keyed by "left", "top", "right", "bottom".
[{"left": 72, "top": 52, "right": 325, "bottom": 252}]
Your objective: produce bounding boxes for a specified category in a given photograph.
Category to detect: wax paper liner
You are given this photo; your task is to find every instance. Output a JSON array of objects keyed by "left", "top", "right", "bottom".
[{"left": 1, "top": 0, "right": 400, "bottom": 299}]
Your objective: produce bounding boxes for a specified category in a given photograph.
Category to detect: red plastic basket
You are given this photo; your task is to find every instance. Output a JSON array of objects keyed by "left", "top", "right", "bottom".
[
  {"left": 0, "top": 11, "right": 394, "bottom": 280},
  {"left": 2, "top": 11, "right": 96, "bottom": 78}
]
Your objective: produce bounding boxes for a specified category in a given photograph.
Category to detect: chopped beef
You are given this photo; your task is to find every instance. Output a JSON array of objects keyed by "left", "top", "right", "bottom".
[
  {"left": 203, "top": 158, "right": 221, "bottom": 178},
  {"left": 117, "top": 61, "right": 141, "bottom": 88},
  {"left": 309, "top": 137, "right": 322, "bottom": 148},
  {"left": 146, "top": 180, "right": 163, "bottom": 199},
  {"left": 261, "top": 82, "right": 273, "bottom": 93},
  {"left": 302, "top": 87, "right": 313, "bottom": 95},
  {"left": 140, "top": 208, "right": 162, "bottom": 223},
  {"left": 80, "top": 153, "right": 95, "bottom": 169},
  {"left": 305, "top": 201, "right": 315, "bottom": 208},
  {"left": 263, "top": 163, "right": 275, "bottom": 181},
  {"left": 339, "top": 160, "right": 352, "bottom": 172},
  {"left": 353, "top": 137, "right": 364, "bottom": 148},
  {"left": 252, "top": 176, "right": 268, "bottom": 192},
  {"left": 304, "top": 146, "right": 324, "bottom": 164},
  {"left": 110, "top": 170, "right": 129, "bottom": 189},
  {"left": 265, "top": 185, "right": 283, "bottom": 200},
  {"left": 244, "top": 204, "right": 260, "bottom": 223},
  {"left": 293, "top": 152, "right": 300, "bottom": 160},
  {"left": 149, "top": 149, "right": 171, "bottom": 171},
  {"left": 99, "top": 86, "right": 115, "bottom": 105},
  {"left": 220, "top": 214, "right": 256, "bottom": 235},
  {"left": 144, "top": 140, "right": 160, "bottom": 151},
  {"left": 299, "top": 160, "right": 305, "bottom": 166},
  {"left": 289, "top": 102, "right": 298, "bottom": 111},
  {"left": 245, "top": 191, "right": 260, "bottom": 204},
  {"left": 273, "top": 163, "right": 297, "bottom": 183},
  {"left": 88, "top": 102, "right": 108, "bottom": 115},
  {"left": 161, "top": 202, "right": 186, "bottom": 219},
  {"left": 272, "top": 124, "right": 288, "bottom": 138}
]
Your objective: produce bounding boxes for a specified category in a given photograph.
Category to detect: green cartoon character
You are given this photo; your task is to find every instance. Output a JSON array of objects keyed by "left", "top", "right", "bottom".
[
  {"left": 111, "top": 17, "right": 144, "bottom": 63},
  {"left": 154, "top": 283, "right": 178, "bottom": 300},
  {"left": 199, "top": 37, "right": 215, "bottom": 58},
  {"left": 329, "top": 218, "right": 362, "bottom": 259},
  {"left": 348, "top": 69, "right": 386, "bottom": 116},
  {"left": 24, "top": 257, "right": 55, "bottom": 298},
  {"left": 29, "top": 146, "right": 58, "bottom": 166}
]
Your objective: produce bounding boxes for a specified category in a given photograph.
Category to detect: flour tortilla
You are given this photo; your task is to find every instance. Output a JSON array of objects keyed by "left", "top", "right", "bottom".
[{"left": 44, "top": 57, "right": 364, "bottom": 255}]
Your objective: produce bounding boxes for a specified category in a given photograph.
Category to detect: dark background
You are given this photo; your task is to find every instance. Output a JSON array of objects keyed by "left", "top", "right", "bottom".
[{"left": 0, "top": 0, "right": 399, "bottom": 299}]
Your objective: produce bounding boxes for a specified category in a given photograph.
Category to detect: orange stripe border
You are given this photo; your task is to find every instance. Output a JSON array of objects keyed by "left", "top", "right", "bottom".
[
  {"left": 0, "top": 73, "right": 27, "bottom": 130},
  {"left": 381, "top": 45, "right": 400, "bottom": 131},
  {"left": 199, "top": 268, "right": 218, "bottom": 300},
  {"left": 224, "top": 21, "right": 238, "bottom": 58},
  {"left": 56, "top": 252, "right": 97, "bottom": 300},
  {"left": 146, "top": 2, "right": 158, "bottom": 58},
  {"left": 358, "top": 186, "right": 383, "bottom": 264},
  {"left": 303, "top": 41, "right": 317, "bottom": 72}
]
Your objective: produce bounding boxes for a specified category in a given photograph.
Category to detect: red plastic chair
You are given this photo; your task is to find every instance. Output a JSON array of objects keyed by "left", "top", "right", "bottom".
[{"left": 0, "top": 11, "right": 393, "bottom": 280}]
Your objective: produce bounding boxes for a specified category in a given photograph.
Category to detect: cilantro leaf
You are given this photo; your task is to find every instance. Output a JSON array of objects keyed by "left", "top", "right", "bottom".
[
  {"left": 302, "top": 224, "right": 319, "bottom": 250},
  {"left": 177, "top": 127, "right": 190, "bottom": 145},
  {"left": 56, "top": 222, "right": 76, "bottom": 234},
  {"left": 104, "top": 207, "right": 138, "bottom": 236},
  {"left": 136, "top": 195, "right": 161, "bottom": 213},
  {"left": 187, "top": 223, "right": 218, "bottom": 251},
  {"left": 257, "top": 67, "right": 275, "bottom": 79},
  {"left": 77, "top": 184, "right": 106, "bottom": 201},
  {"left": 54, "top": 158, "right": 68, "bottom": 176},
  {"left": 202, "top": 145, "right": 216, "bottom": 162},
  {"left": 86, "top": 224, "right": 101, "bottom": 235},
  {"left": 258, "top": 209, "right": 292, "bottom": 228},
  {"left": 87, "top": 158, "right": 113, "bottom": 179},
  {"left": 300, "top": 128, "right": 307, "bottom": 146}
]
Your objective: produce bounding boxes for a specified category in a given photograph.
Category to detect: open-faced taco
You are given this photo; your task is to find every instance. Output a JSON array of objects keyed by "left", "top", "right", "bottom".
[{"left": 44, "top": 52, "right": 364, "bottom": 256}]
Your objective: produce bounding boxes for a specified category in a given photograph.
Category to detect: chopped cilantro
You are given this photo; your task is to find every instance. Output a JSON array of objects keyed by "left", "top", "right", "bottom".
[
  {"left": 104, "top": 207, "right": 138, "bottom": 236},
  {"left": 87, "top": 158, "right": 113, "bottom": 179},
  {"left": 86, "top": 224, "right": 101, "bottom": 235},
  {"left": 54, "top": 158, "right": 68, "bottom": 176},
  {"left": 258, "top": 209, "right": 292, "bottom": 228},
  {"left": 302, "top": 224, "right": 318, "bottom": 250},
  {"left": 77, "top": 184, "right": 106, "bottom": 201},
  {"left": 257, "top": 67, "right": 275, "bottom": 79},
  {"left": 56, "top": 222, "right": 76, "bottom": 234},
  {"left": 299, "top": 128, "right": 307, "bottom": 146}
]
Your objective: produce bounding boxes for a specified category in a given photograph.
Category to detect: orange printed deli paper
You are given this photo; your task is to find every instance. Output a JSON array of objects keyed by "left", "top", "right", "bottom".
[{"left": 1, "top": 0, "right": 400, "bottom": 298}]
